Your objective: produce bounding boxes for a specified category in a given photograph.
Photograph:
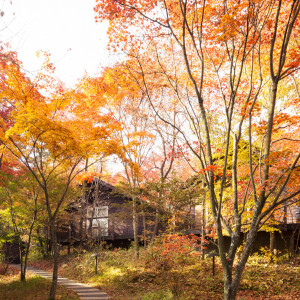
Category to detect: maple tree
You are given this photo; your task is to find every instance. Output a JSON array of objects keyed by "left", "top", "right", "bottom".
[
  {"left": 72, "top": 66, "right": 151, "bottom": 258},
  {"left": 0, "top": 49, "right": 42, "bottom": 279},
  {"left": 109, "top": 69, "right": 156, "bottom": 259},
  {"left": 0, "top": 50, "right": 122, "bottom": 299},
  {"left": 0, "top": 155, "right": 42, "bottom": 281},
  {"left": 95, "top": 0, "right": 300, "bottom": 299},
  {"left": 92, "top": 65, "right": 195, "bottom": 254}
]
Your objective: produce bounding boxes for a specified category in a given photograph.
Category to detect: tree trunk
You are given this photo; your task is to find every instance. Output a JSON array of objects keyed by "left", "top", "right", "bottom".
[
  {"left": 142, "top": 209, "right": 147, "bottom": 249},
  {"left": 19, "top": 237, "right": 25, "bottom": 281},
  {"left": 269, "top": 231, "right": 276, "bottom": 263},
  {"left": 20, "top": 207, "right": 37, "bottom": 281},
  {"left": 201, "top": 183, "right": 206, "bottom": 259},
  {"left": 224, "top": 282, "right": 239, "bottom": 300},
  {"left": 49, "top": 222, "right": 59, "bottom": 300},
  {"left": 151, "top": 210, "right": 159, "bottom": 243},
  {"left": 79, "top": 215, "right": 84, "bottom": 246},
  {"left": 79, "top": 180, "right": 87, "bottom": 247},
  {"left": 289, "top": 230, "right": 295, "bottom": 258},
  {"left": 46, "top": 226, "right": 51, "bottom": 256},
  {"left": 68, "top": 223, "right": 71, "bottom": 255},
  {"left": 132, "top": 195, "right": 139, "bottom": 259},
  {"left": 221, "top": 224, "right": 260, "bottom": 300}
]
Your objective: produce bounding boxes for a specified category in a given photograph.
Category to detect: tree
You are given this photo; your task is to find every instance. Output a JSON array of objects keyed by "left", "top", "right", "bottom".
[
  {"left": 95, "top": 1, "right": 300, "bottom": 298},
  {"left": 107, "top": 68, "right": 156, "bottom": 259},
  {"left": 0, "top": 153, "right": 42, "bottom": 281},
  {"left": 0, "top": 52, "right": 122, "bottom": 299},
  {"left": 140, "top": 118, "right": 194, "bottom": 243}
]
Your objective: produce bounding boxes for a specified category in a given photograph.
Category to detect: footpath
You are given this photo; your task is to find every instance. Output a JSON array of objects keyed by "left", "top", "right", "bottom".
[{"left": 10, "top": 265, "right": 109, "bottom": 300}]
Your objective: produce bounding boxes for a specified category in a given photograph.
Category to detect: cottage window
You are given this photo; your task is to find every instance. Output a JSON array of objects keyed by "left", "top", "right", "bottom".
[{"left": 86, "top": 206, "right": 108, "bottom": 236}]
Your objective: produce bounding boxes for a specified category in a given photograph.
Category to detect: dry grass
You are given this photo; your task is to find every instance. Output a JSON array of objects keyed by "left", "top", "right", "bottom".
[{"left": 29, "top": 248, "right": 300, "bottom": 299}]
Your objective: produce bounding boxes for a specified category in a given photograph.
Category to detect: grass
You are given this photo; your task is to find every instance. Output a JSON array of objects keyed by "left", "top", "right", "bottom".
[
  {"left": 29, "top": 247, "right": 300, "bottom": 299},
  {"left": 0, "top": 266, "right": 79, "bottom": 300}
]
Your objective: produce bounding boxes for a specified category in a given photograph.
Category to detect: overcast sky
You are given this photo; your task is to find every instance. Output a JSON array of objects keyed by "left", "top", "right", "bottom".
[{"left": 0, "top": 0, "right": 112, "bottom": 86}]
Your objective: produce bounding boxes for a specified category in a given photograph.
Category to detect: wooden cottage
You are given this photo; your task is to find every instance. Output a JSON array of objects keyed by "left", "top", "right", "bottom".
[{"left": 58, "top": 176, "right": 299, "bottom": 255}]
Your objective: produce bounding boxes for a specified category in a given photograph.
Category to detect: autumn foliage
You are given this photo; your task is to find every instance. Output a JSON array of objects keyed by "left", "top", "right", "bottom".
[
  {"left": 1, "top": 1, "right": 300, "bottom": 299},
  {"left": 93, "top": 1, "right": 300, "bottom": 299}
]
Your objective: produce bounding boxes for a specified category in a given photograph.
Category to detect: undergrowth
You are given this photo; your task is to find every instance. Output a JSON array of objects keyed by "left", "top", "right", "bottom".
[{"left": 29, "top": 244, "right": 300, "bottom": 299}]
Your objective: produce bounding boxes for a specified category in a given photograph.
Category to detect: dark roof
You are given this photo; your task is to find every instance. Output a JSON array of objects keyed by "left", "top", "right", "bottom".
[{"left": 93, "top": 178, "right": 116, "bottom": 191}]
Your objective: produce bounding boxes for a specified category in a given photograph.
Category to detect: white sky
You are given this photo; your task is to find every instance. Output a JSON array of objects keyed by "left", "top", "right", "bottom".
[{"left": 0, "top": 0, "right": 113, "bottom": 87}]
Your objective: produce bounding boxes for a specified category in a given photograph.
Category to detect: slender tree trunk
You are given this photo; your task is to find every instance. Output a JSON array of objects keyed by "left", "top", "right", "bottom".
[
  {"left": 19, "top": 236, "right": 25, "bottom": 281},
  {"left": 151, "top": 210, "right": 159, "bottom": 243},
  {"left": 68, "top": 223, "right": 71, "bottom": 255},
  {"left": 201, "top": 180, "right": 206, "bottom": 259},
  {"left": 20, "top": 227, "right": 34, "bottom": 281},
  {"left": 79, "top": 162, "right": 89, "bottom": 246},
  {"left": 79, "top": 215, "right": 83, "bottom": 246},
  {"left": 269, "top": 231, "right": 276, "bottom": 263},
  {"left": 132, "top": 195, "right": 139, "bottom": 259},
  {"left": 20, "top": 206, "right": 37, "bottom": 281},
  {"left": 142, "top": 209, "right": 147, "bottom": 249},
  {"left": 79, "top": 180, "right": 87, "bottom": 246},
  {"left": 290, "top": 230, "right": 295, "bottom": 258},
  {"left": 49, "top": 222, "right": 59, "bottom": 300},
  {"left": 46, "top": 226, "right": 51, "bottom": 256}
]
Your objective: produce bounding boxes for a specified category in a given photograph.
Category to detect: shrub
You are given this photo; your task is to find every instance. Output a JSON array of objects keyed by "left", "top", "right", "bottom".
[{"left": 144, "top": 234, "right": 204, "bottom": 271}]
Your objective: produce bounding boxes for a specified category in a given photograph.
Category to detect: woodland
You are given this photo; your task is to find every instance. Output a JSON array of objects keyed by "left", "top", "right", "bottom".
[{"left": 0, "top": 0, "right": 300, "bottom": 300}]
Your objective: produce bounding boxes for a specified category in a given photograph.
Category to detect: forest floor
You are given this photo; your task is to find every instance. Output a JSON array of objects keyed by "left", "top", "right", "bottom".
[{"left": 28, "top": 247, "right": 300, "bottom": 300}]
